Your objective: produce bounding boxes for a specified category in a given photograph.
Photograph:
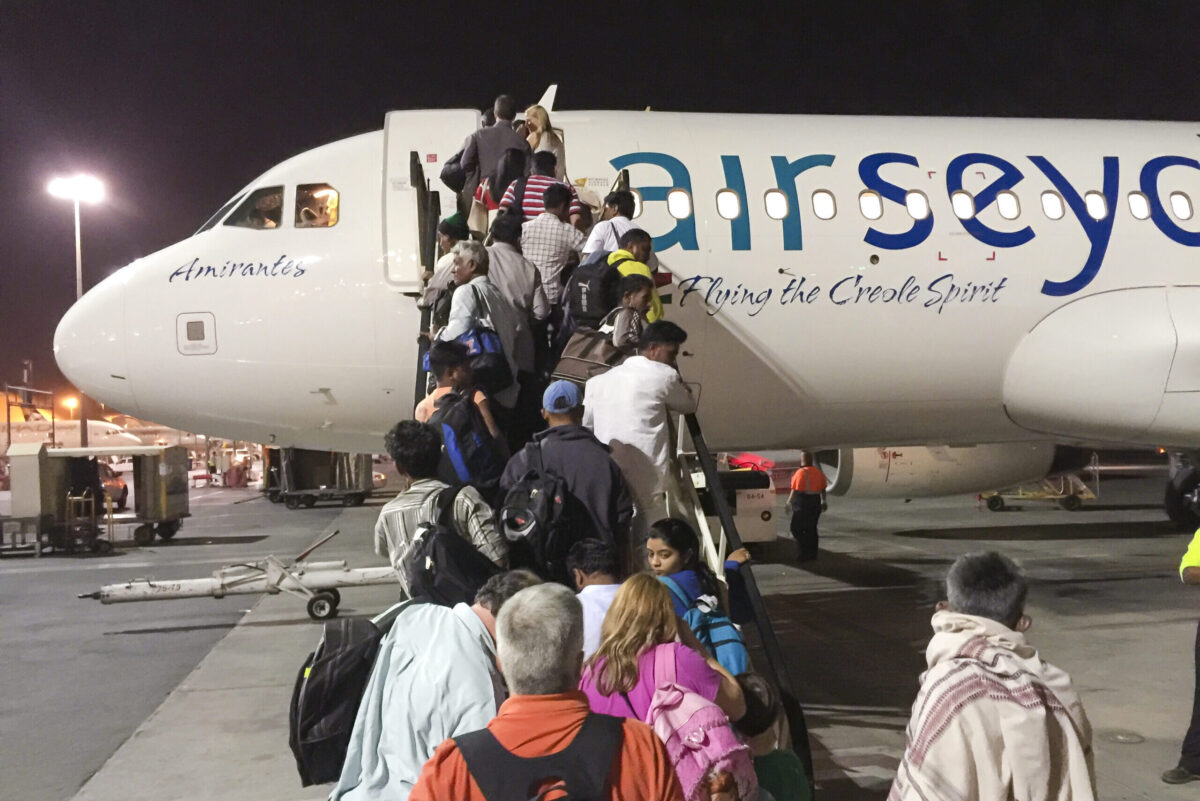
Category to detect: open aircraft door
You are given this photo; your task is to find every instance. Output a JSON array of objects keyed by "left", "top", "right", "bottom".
[{"left": 383, "top": 109, "right": 480, "bottom": 291}]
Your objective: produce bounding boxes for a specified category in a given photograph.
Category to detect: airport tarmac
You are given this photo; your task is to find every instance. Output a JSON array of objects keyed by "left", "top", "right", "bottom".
[{"left": 0, "top": 476, "right": 1192, "bottom": 800}]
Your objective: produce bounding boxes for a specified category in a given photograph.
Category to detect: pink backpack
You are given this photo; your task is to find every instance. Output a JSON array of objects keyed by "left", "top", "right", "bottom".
[{"left": 645, "top": 643, "right": 758, "bottom": 801}]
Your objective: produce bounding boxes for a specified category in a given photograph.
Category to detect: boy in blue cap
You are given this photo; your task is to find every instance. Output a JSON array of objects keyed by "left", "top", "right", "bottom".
[{"left": 499, "top": 380, "right": 634, "bottom": 567}]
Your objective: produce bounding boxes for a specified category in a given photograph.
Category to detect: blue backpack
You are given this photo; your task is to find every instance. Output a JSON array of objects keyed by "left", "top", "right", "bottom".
[{"left": 660, "top": 575, "right": 751, "bottom": 676}]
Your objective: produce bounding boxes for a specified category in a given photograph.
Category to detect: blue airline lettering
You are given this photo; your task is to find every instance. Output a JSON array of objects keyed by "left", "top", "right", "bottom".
[
  {"left": 609, "top": 152, "right": 698, "bottom": 251},
  {"left": 858, "top": 153, "right": 932, "bottom": 250},
  {"left": 771, "top": 154, "right": 835, "bottom": 251},
  {"left": 1029, "top": 155, "right": 1119, "bottom": 296},
  {"left": 720, "top": 156, "right": 751, "bottom": 251},
  {"left": 945, "top": 153, "right": 1035, "bottom": 249},
  {"left": 1140, "top": 156, "right": 1200, "bottom": 247}
]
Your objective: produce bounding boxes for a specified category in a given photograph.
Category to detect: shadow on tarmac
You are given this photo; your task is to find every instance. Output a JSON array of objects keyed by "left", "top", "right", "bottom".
[{"left": 894, "top": 520, "right": 1177, "bottom": 541}]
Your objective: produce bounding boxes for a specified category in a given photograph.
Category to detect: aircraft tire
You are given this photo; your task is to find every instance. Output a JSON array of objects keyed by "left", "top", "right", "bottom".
[
  {"left": 157, "top": 521, "right": 179, "bottom": 540},
  {"left": 1165, "top": 473, "right": 1200, "bottom": 530}
]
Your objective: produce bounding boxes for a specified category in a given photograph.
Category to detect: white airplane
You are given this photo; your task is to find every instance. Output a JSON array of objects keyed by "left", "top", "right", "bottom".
[
  {"left": 107, "top": 414, "right": 208, "bottom": 449},
  {"left": 1, "top": 418, "right": 143, "bottom": 450},
  {"left": 52, "top": 89, "right": 1200, "bottom": 524}
]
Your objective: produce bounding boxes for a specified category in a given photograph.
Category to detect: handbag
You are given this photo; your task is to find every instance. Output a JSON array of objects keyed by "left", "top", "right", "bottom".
[
  {"left": 461, "top": 285, "right": 514, "bottom": 395},
  {"left": 439, "top": 149, "right": 466, "bottom": 193},
  {"left": 551, "top": 309, "right": 628, "bottom": 384}
]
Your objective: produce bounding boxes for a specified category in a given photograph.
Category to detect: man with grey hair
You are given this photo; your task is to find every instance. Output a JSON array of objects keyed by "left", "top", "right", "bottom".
[
  {"left": 437, "top": 240, "right": 524, "bottom": 413},
  {"left": 410, "top": 584, "right": 685, "bottom": 801},
  {"left": 889, "top": 552, "right": 1096, "bottom": 801},
  {"left": 330, "top": 571, "right": 541, "bottom": 801}
]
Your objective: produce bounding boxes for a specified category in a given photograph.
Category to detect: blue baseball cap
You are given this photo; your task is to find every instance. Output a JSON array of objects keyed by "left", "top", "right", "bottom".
[{"left": 542, "top": 380, "right": 583, "bottom": 412}]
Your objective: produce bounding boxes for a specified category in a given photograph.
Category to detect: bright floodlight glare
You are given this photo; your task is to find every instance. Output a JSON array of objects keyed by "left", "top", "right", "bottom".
[
  {"left": 62, "top": 396, "right": 79, "bottom": 409},
  {"left": 47, "top": 174, "right": 105, "bottom": 204}
]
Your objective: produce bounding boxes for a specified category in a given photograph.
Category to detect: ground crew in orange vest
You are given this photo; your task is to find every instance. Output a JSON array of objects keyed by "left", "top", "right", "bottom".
[{"left": 787, "top": 452, "right": 827, "bottom": 562}]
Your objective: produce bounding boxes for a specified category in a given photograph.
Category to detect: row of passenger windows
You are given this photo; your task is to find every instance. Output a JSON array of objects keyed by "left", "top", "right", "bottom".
[
  {"left": 196, "top": 183, "right": 340, "bottom": 234},
  {"left": 651, "top": 186, "right": 1196, "bottom": 223}
]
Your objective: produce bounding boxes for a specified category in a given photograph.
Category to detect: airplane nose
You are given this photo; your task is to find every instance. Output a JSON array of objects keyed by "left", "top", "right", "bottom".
[{"left": 54, "top": 270, "right": 140, "bottom": 416}]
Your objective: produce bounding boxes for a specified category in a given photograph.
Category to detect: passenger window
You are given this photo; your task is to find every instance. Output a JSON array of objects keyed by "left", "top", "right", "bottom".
[
  {"left": 195, "top": 192, "right": 246, "bottom": 234},
  {"left": 224, "top": 186, "right": 284, "bottom": 229},
  {"left": 951, "top": 191, "right": 975, "bottom": 220},
  {"left": 1041, "top": 191, "right": 1065, "bottom": 220},
  {"left": 812, "top": 190, "right": 836, "bottom": 220},
  {"left": 295, "top": 183, "right": 340, "bottom": 228},
  {"left": 631, "top": 189, "right": 644, "bottom": 219},
  {"left": 997, "top": 191, "right": 1020, "bottom": 220},
  {"left": 1128, "top": 191, "right": 1151, "bottom": 220},
  {"left": 715, "top": 189, "right": 741, "bottom": 220},
  {"left": 666, "top": 189, "right": 692, "bottom": 220},
  {"left": 905, "top": 191, "right": 930, "bottom": 220},
  {"left": 1171, "top": 191, "right": 1193, "bottom": 221},
  {"left": 764, "top": 189, "right": 789, "bottom": 220},
  {"left": 1084, "top": 191, "right": 1108, "bottom": 220},
  {"left": 858, "top": 190, "right": 883, "bottom": 220}
]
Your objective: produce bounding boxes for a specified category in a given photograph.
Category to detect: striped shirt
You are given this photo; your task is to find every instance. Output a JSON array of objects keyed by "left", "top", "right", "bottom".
[
  {"left": 373, "top": 478, "right": 507, "bottom": 594},
  {"left": 520, "top": 212, "right": 587, "bottom": 304},
  {"left": 499, "top": 175, "right": 584, "bottom": 220}
]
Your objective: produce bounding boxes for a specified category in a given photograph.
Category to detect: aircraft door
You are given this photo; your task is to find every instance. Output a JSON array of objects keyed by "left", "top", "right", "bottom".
[{"left": 383, "top": 109, "right": 481, "bottom": 290}]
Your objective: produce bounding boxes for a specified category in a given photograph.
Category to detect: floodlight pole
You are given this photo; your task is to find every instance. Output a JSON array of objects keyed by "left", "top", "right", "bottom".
[{"left": 72, "top": 197, "right": 88, "bottom": 447}]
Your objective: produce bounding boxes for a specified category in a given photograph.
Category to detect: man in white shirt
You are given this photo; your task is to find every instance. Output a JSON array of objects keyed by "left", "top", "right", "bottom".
[
  {"left": 582, "top": 190, "right": 637, "bottom": 256},
  {"left": 437, "top": 240, "right": 524, "bottom": 410},
  {"left": 583, "top": 321, "right": 698, "bottom": 531},
  {"left": 566, "top": 539, "right": 623, "bottom": 659}
]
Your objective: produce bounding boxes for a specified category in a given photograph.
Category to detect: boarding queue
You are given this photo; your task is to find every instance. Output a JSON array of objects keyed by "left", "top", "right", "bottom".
[{"left": 288, "top": 94, "right": 1100, "bottom": 801}]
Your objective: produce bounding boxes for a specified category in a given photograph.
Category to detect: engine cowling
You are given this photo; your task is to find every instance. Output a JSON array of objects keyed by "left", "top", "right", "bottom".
[{"left": 816, "top": 443, "right": 1066, "bottom": 498}]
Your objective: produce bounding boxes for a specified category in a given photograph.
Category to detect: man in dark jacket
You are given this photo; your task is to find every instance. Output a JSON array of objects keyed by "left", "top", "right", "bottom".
[
  {"left": 499, "top": 380, "right": 634, "bottom": 567},
  {"left": 460, "top": 94, "right": 532, "bottom": 206}
]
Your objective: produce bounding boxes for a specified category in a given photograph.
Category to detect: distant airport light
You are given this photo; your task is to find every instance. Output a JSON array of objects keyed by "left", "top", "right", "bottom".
[
  {"left": 47, "top": 174, "right": 105, "bottom": 204},
  {"left": 62, "top": 396, "right": 78, "bottom": 409}
]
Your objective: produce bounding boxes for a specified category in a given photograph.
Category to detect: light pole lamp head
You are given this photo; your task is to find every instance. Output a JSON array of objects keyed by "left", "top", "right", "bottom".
[{"left": 47, "top": 174, "right": 105, "bottom": 204}]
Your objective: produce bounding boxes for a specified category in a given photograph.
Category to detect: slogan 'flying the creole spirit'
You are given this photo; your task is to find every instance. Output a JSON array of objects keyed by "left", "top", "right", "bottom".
[{"left": 612, "top": 150, "right": 1200, "bottom": 299}]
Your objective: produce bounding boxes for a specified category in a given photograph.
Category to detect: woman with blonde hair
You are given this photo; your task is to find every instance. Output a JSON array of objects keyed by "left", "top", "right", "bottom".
[
  {"left": 579, "top": 573, "right": 746, "bottom": 722},
  {"left": 524, "top": 104, "right": 566, "bottom": 180}
]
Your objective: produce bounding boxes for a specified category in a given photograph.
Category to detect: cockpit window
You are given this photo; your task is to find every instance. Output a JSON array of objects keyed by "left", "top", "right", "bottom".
[
  {"left": 295, "top": 183, "right": 339, "bottom": 228},
  {"left": 224, "top": 186, "right": 284, "bottom": 229},
  {"left": 195, "top": 192, "right": 246, "bottom": 235}
]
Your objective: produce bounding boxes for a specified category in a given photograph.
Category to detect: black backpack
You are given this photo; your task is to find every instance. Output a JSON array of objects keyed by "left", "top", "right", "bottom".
[
  {"left": 288, "top": 601, "right": 419, "bottom": 786},
  {"left": 453, "top": 712, "right": 624, "bottom": 801},
  {"left": 497, "top": 443, "right": 575, "bottom": 585},
  {"left": 427, "top": 391, "right": 505, "bottom": 488},
  {"left": 565, "top": 252, "right": 631, "bottom": 327},
  {"left": 403, "top": 485, "right": 502, "bottom": 606},
  {"left": 491, "top": 147, "right": 528, "bottom": 205}
]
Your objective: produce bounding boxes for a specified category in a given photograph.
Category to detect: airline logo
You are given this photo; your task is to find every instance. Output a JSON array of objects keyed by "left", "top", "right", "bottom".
[{"left": 612, "top": 151, "right": 1200, "bottom": 298}]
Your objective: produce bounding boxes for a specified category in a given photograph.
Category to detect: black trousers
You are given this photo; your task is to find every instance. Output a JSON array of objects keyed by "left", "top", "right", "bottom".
[
  {"left": 1181, "top": 619, "right": 1200, "bottom": 770},
  {"left": 789, "top": 495, "right": 823, "bottom": 559}
]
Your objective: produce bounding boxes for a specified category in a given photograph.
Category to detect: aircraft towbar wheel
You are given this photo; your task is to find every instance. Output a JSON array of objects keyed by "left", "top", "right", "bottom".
[
  {"left": 985, "top": 495, "right": 1005, "bottom": 512},
  {"left": 133, "top": 524, "right": 155, "bottom": 546},
  {"left": 284, "top": 495, "right": 300, "bottom": 510},
  {"left": 326, "top": 588, "right": 341, "bottom": 606},
  {"left": 1060, "top": 495, "right": 1083, "bottom": 511},
  {"left": 306, "top": 591, "right": 338, "bottom": 621}
]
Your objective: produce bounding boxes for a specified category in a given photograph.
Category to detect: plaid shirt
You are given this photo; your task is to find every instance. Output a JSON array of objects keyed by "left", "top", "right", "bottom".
[
  {"left": 374, "top": 478, "right": 507, "bottom": 594},
  {"left": 520, "top": 212, "right": 586, "bottom": 303}
]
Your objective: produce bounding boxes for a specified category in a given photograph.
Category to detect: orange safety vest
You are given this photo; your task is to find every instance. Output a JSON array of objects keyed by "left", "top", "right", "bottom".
[{"left": 790, "top": 466, "right": 827, "bottom": 494}]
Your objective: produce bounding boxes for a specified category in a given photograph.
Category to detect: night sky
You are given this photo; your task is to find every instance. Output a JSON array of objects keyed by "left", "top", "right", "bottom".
[{"left": 2, "top": 2, "right": 1197, "bottom": 398}]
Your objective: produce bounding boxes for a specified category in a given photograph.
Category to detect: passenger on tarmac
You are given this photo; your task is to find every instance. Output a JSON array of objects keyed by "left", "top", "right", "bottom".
[
  {"left": 786, "top": 453, "right": 827, "bottom": 563},
  {"left": 522, "top": 104, "right": 566, "bottom": 180},
  {"left": 606, "top": 228, "right": 664, "bottom": 322},
  {"left": 414, "top": 342, "right": 504, "bottom": 445},
  {"left": 607, "top": 273, "right": 654, "bottom": 355},
  {"left": 645, "top": 517, "right": 753, "bottom": 625},
  {"left": 374, "top": 421, "right": 507, "bottom": 592},
  {"left": 498, "top": 151, "right": 584, "bottom": 223},
  {"left": 583, "top": 321, "right": 697, "bottom": 536},
  {"left": 460, "top": 94, "right": 532, "bottom": 209},
  {"left": 486, "top": 212, "right": 549, "bottom": 442},
  {"left": 410, "top": 583, "right": 685, "bottom": 801},
  {"left": 1162, "top": 529, "right": 1200, "bottom": 784},
  {"left": 579, "top": 573, "right": 746, "bottom": 724},
  {"left": 500, "top": 381, "right": 634, "bottom": 562},
  {"left": 422, "top": 213, "right": 471, "bottom": 333},
  {"left": 331, "top": 571, "right": 541, "bottom": 801},
  {"left": 890, "top": 552, "right": 1097, "bottom": 801},
  {"left": 437, "top": 241, "right": 524, "bottom": 413},
  {"left": 520, "top": 182, "right": 587, "bottom": 308},
  {"left": 732, "top": 674, "right": 812, "bottom": 801},
  {"left": 566, "top": 538, "right": 623, "bottom": 659}
]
